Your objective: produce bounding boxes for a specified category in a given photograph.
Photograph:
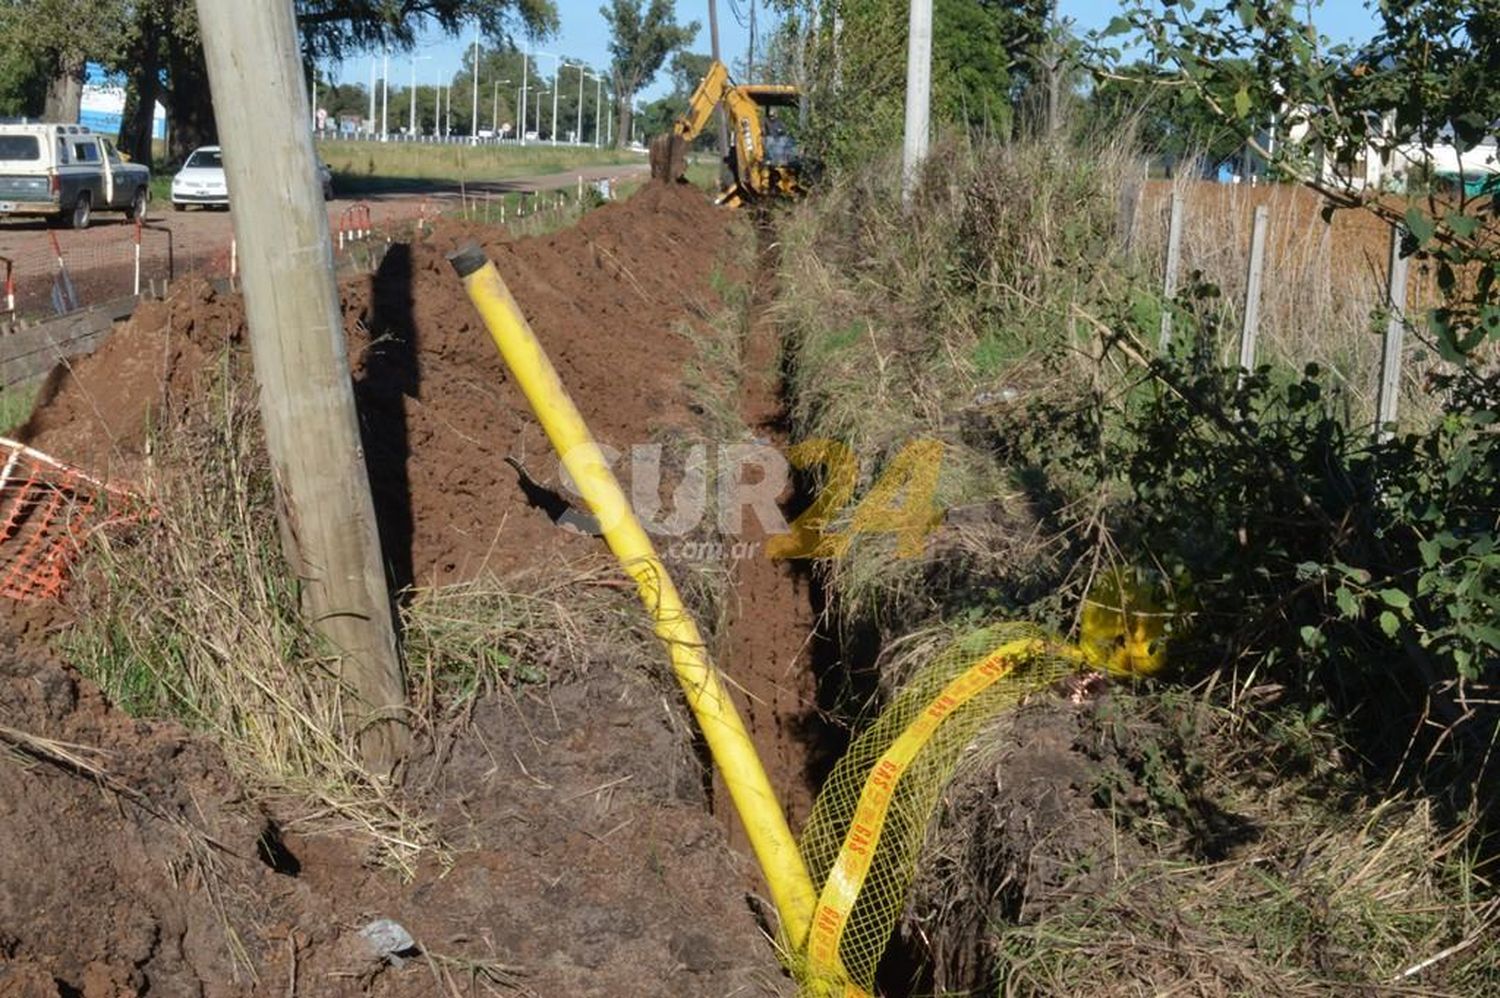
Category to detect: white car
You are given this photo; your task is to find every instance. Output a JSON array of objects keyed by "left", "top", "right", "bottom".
[{"left": 172, "top": 145, "right": 334, "bottom": 210}]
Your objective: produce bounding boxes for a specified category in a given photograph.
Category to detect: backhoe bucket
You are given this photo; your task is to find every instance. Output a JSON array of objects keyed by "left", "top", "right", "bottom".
[{"left": 649, "top": 134, "right": 689, "bottom": 183}]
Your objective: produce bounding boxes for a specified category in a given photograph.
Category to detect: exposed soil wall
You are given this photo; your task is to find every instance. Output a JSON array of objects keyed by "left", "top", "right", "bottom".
[{"left": 0, "top": 186, "right": 795, "bottom": 997}]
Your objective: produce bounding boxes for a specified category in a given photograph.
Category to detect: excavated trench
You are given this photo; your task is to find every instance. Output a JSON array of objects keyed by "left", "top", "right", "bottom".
[
  {"left": 0, "top": 186, "right": 827, "bottom": 996},
  {"left": 710, "top": 219, "right": 848, "bottom": 861}
]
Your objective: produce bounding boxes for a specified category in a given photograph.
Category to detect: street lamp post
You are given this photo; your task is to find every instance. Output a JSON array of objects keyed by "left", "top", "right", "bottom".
[
  {"left": 409, "top": 54, "right": 430, "bottom": 137},
  {"left": 520, "top": 51, "right": 529, "bottom": 144},
  {"left": 470, "top": 21, "right": 480, "bottom": 143},
  {"left": 492, "top": 79, "right": 511, "bottom": 138},
  {"left": 575, "top": 63, "right": 587, "bottom": 145},
  {"left": 593, "top": 73, "right": 602, "bottom": 147},
  {"left": 551, "top": 57, "right": 560, "bottom": 146}
]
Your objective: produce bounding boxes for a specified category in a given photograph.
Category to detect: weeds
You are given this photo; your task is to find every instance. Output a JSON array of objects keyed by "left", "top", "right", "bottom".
[
  {"left": 776, "top": 131, "right": 1496, "bottom": 990},
  {"left": 62, "top": 355, "right": 433, "bottom": 872},
  {"left": 0, "top": 379, "right": 39, "bottom": 436}
]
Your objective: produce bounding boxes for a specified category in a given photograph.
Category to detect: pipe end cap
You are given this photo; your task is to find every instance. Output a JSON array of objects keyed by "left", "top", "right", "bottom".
[{"left": 447, "top": 244, "right": 488, "bottom": 279}]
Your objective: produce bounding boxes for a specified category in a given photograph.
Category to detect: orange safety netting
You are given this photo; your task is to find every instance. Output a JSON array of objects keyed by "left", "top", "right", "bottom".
[{"left": 0, "top": 436, "right": 137, "bottom": 602}]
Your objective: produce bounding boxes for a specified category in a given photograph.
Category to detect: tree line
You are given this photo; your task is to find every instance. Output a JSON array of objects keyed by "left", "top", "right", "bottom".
[{"left": 0, "top": 0, "right": 560, "bottom": 165}]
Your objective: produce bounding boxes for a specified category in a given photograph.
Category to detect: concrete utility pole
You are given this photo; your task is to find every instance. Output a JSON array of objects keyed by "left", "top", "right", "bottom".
[
  {"left": 576, "top": 64, "right": 586, "bottom": 144},
  {"left": 194, "top": 0, "right": 409, "bottom": 771},
  {"left": 470, "top": 21, "right": 480, "bottom": 141},
  {"left": 381, "top": 46, "right": 389, "bottom": 139},
  {"left": 901, "top": 0, "right": 933, "bottom": 204},
  {"left": 708, "top": 0, "right": 730, "bottom": 178},
  {"left": 409, "top": 54, "right": 429, "bottom": 137},
  {"left": 594, "top": 74, "right": 602, "bottom": 147},
  {"left": 551, "top": 56, "right": 560, "bottom": 145},
  {"left": 368, "top": 57, "right": 376, "bottom": 135},
  {"left": 520, "top": 51, "right": 529, "bottom": 143}
]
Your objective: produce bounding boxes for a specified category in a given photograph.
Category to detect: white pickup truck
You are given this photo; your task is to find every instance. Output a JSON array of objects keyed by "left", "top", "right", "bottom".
[{"left": 0, "top": 123, "right": 151, "bottom": 229}]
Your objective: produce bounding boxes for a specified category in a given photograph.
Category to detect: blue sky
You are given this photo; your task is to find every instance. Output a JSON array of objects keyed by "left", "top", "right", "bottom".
[{"left": 321, "top": 0, "right": 1382, "bottom": 102}]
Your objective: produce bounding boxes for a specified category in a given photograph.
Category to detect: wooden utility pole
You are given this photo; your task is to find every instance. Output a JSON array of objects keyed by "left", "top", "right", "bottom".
[{"left": 194, "top": 0, "right": 409, "bottom": 771}]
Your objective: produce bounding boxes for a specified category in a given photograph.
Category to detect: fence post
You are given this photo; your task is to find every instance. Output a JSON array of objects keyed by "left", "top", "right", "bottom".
[
  {"left": 48, "top": 230, "right": 77, "bottom": 314},
  {"left": 1375, "top": 224, "right": 1410, "bottom": 442},
  {"left": 133, "top": 218, "right": 142, "bottom": 298},
  {"left": 1, "top": 256, "right": 13, "bottom": 316},
  {"left": 1236, "top": 205, "right": 1270, "bottom": 383},
  {"left": 1160, "top": 190, "right": 1184, "bottom": 349},
  {"left": 1118, "top": 161, "right": 1143, "bottom": 258}
]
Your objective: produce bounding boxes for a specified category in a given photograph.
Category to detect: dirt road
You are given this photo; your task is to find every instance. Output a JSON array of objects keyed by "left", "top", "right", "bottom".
[{"left": 0, "top": 161, "right": 650, "bottom": 318}]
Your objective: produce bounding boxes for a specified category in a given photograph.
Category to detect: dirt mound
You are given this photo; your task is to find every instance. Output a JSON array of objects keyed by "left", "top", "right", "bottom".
[
  {"left": 0, "top": 653, "right": 293, "bottom": 997},
  {"left": 20, "top": 183, "right": 735, "bottom": 588},
  {"left": 0, "top": 651, "right": 781, "bottom": 996},
  {"left": 1, "top": 187, "right": 786, "bottom": 995}
]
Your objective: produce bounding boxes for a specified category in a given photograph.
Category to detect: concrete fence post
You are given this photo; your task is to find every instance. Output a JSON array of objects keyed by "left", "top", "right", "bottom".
[
  {"left": 1376, "top": 224, "right": 1410, "bottom": 442},
  {"left": 1160, "top": 190, "right": 1184, "bottom": 349}
]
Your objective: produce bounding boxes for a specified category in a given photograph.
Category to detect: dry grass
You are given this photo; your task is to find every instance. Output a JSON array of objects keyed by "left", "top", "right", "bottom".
[
  {"left": 773, "top": 136, "right": 1137, "bottom": 637},
  {"left": 903, "top": 687, "right": 1500, "bottom": 996},
  {"left": 1127, "top": 173, "right": 1442, "bottom": 416},
  {"left": 62, "top": 364, "right": 434, "bottom": 872},
  {"left": 774, "top": 133, "right": 1496, "bottom": 991}
]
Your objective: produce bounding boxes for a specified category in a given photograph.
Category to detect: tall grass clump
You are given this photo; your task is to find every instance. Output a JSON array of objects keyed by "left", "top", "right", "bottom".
[
  {"left": 63, "top": 358, "right": 432, "bottom": 871},
  {"left": 775, "top": 132, "right": 1141, "bottom": 636},
  {"left": 776, "top": 130, "right": 1497, "bottom": 990}
]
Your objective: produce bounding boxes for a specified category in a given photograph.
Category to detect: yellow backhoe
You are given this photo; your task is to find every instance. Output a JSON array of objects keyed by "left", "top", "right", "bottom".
[{"left": 649, "top": 60, "right": 806, "bottom": 207}]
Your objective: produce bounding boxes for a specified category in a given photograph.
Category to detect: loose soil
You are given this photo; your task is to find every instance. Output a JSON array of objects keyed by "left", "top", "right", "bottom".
[
  {"left": 0, "top": 183, "right": 805, "bottom": 996},
  {"left": 714, "top": 230, "right": 831, "bottom": 848},
  {"left": 17, "top": 182, "right": 728, "bottom": 589}
]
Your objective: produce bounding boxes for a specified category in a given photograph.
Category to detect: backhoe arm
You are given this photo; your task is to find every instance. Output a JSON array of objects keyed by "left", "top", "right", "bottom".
[{"left": 672, "top": 60, "right": 732, "bottom": 144}]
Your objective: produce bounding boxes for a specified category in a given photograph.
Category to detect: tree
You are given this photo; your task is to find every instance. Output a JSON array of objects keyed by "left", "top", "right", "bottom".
[
  {"left": 297, "top": 0, "right": 559, "bottom": 61},
  {"left": 1079, "top": 60, "right": 1250, "bottom": 168},
  {"left": 0, "top": 30, "right": 49, "bottom": 118},
  {"left": 0, "top": 0, "right": 130, "bottom": 122},
  {"left": 112, "top": 0, "right": 560, "bottom": 164},
  {"left": 600, "top": 0, "right": 698, "bottom": 147},
  {"left": 780, "top": 0, "right": 1053, "bottom": 165}
]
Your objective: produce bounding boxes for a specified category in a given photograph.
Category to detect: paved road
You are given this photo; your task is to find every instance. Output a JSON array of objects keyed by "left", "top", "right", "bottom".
[{"left": 0, "top": 161, "right": 652, "bottom": 307}]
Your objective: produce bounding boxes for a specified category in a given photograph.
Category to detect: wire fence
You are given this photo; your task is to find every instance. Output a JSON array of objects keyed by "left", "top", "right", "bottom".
[
  {"left": 0, "top": 173, "right": 623, "bottom": 331},
  {"left": 0, "top": 204, "right": 398, "bottom": 325}
]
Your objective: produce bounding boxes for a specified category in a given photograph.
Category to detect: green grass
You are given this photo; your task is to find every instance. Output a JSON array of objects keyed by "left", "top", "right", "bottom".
[
  {"left": 0, "top": 380, "right": 39, "bottom": 436},
  {"left": 142, "top": 140, "right": 638, "bottom": 201},
  {"left": 316, "top": 138, "right": 639, "bottom": 194}
]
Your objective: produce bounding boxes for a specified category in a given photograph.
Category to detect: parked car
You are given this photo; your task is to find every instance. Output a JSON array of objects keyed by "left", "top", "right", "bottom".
[
  {"left": 0, "top": 123, "right": 150, "bottom": 229},
  {"left": 172, "top": 145, "right": 334, "bottom": 210}
]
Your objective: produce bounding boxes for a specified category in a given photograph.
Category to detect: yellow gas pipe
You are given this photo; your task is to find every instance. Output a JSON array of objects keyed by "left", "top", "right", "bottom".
[{"left": 448, "top": 246, "right": 818, "bottom": 953}]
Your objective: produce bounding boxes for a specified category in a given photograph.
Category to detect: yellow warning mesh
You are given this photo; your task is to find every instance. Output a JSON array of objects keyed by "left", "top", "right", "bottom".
[{"left": 794, "top": 622, "right": 1079, "bottom": 995}]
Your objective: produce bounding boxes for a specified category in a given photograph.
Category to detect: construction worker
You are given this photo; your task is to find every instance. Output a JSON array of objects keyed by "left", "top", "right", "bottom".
[{"left": 765, "top": 107, "right": 792, "bottom": 166}]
